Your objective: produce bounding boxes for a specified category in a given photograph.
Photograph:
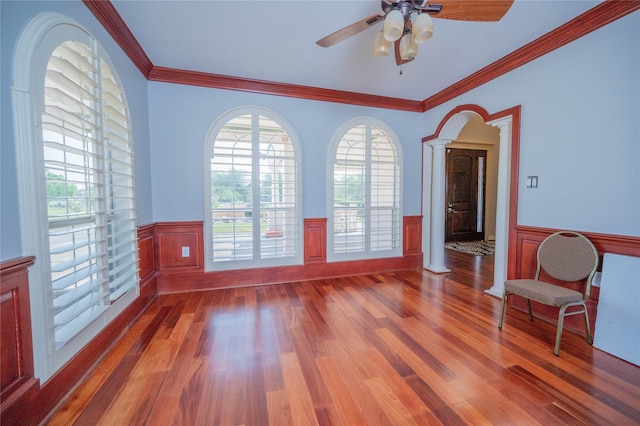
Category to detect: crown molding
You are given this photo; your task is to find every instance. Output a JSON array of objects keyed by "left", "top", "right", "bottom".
[
  {"left": 82, "top": 1, "right": 421, "bottom": 111},
  {"left": 148, "top": 66, "right": 424, "bottom": 112},
  {"left": 85, "top": 1, "right": 638, "bottom": 113},
  {"left": 421, "top": 0, "right": 640, "bottom": 111},
  {"left": 83, "top": 0, "right": 153, "bottom": 77}
]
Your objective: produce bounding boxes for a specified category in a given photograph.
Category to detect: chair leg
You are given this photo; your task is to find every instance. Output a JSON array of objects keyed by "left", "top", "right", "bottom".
[
  {"left": 582, "top": 303, "right": 593, "bottom": 345},
  {"left": 526, "top": 299, "right": 533, "bottom": 321},
  {"left": 498, "top": 289, "right": 507, "bottom": 330},
  {"left": 555, "top": 306, "right": 568, "bottom": 356}
]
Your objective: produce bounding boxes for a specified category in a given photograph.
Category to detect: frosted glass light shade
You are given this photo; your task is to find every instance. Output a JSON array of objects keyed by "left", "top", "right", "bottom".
[
  {"left": 373, "top": 31, "right": 391, "bottom": 57},
  {"left": 383, "top": 10, "right": 404, "bottom": 42},
  {"left": 400, "top": 33, "right": 418, "bottom": 60},
  {"left": 412, "top": 13, "right": 433, "bottom": 43}
]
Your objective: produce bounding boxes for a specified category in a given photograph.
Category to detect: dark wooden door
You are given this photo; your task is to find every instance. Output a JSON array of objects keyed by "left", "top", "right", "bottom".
[{"left": 445, "top": 148, "right": 487, "bottom": 242}]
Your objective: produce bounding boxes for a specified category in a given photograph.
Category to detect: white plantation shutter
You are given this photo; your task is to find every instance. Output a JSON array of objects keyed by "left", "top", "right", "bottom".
[
  {"left": 101, "top": 59, "right": 138, "bottom": 302},
  {"left": 206, "top": 109, "right": 302, "bottom": 270},
  {"left": 330, "top": 119, "right": 401, "bottom": 260},
  {"left": 370, "top": 125, "right": 401, "bottom": 252},
  {"left": 258, "top": 115, "right": 299, "bottom": 260},
  {"left": 333, "top": 125, "right": 367, "bottom": 254},
  {"left": 210, "top": 114, "right": 255, "bottom": 262},
  {"left": 43, "top": 40, "right": 138, "bottom": 348}
]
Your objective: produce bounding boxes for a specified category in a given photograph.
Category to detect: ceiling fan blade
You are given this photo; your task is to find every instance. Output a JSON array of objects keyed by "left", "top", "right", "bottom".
[
  {"left": 429, "top": 0, "right": 514, "bottom": 22},
  {"left": 316, "top": 14, "right": 385, "bottom": 48}
]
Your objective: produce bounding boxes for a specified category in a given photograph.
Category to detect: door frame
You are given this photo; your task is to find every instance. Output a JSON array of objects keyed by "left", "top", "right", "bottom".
[
  {"left": 445, "top": 148, "right": 488, "bottom": 242},
  {"left": 422, "top": 104, "right": 521, "bottom": 298}
]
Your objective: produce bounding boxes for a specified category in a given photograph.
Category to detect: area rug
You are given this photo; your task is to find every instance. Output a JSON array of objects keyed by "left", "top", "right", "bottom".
[{"left": 445, "top": 240, "right": 495, "bottom": 256}]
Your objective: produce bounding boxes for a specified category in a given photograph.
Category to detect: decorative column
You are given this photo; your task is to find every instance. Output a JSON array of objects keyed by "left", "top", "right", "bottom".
[
  {"left": 485, "top": 117, "right": 512, "bottom": 298},
  {"left": 422, "top": 142, "right": 432, "bottom": 269},
  {"left": 426, "top": 139, "right": 451, "bottom": 273}
]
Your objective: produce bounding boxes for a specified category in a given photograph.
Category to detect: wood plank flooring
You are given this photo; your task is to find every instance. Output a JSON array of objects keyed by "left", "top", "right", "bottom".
[{"left": 47, "top": 251, "right": 640, "bottom": 425}]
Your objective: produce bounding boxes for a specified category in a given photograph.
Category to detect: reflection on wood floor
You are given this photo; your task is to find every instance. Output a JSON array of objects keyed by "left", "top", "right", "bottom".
[{"left": 47, "top": 251, "right": 640, "bottom": 425}]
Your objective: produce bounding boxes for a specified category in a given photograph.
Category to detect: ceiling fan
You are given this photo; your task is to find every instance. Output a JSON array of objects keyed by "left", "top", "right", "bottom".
[{"left": 316, "top": 0, "right": 514, "bottom": 65}]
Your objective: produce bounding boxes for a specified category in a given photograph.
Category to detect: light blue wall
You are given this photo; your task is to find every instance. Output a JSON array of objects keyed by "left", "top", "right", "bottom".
[
  {"left": 148, "top": 82, "right": 423, "bottom": 221},
  {"left": 3, "top": 2, "right": 638, "bottom": 265},
  {"left": 0, "top": 1, "right": 153, "bottom": 261},
  {"left": 423, "top": 11, "right": 640, "bottom": 237}
]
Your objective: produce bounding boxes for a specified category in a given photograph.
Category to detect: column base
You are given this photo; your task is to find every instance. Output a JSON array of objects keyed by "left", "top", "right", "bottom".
[
  {"left": 484, "top": 286, "right": 503, "bottom": 298},
  {"left": 425, "top": 264, "right": 450, "bottom": 274}
]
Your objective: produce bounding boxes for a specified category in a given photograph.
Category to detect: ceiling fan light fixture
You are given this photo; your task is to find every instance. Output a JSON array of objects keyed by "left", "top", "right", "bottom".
[
  {"left": 373, "top": 31, "right": 391, "bottom": 57},
  {"left": 412, "top": 12, "right": 433, "bottom": 43},
  {"left": 316, "top": 0, "right": 514, "bottom": 66},
  {"left": 400, "top": 32, "right": 418, "bottom": 61},
  {"left": 383, "top": 9, "right": 404, "bottom": 42}
]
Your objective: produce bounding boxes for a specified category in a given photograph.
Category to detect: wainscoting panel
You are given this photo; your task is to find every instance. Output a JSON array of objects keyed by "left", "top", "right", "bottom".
[
  {"left": 155, "top": 222, "right": 203, "bottom": 272},
  {"left": 1, "top": 228, "right": 160, "bottom": 425},
  {"left": 403, "top": 216, "right": 423, "bottom": 255},
  {"left": 304, "top": 218, "right": 327, "bottom": 263},
  {"left": 0, "top": 257, "right": 39, "bottom": 424},
  {"left": 511, "top": 226, "right": 640, "bottom": 335},
  {"left": 156, "top": 218, "right": 423, "bottom": 293},
  {"left": 138, "top": 224, "right": 156, "bottom": 281}
]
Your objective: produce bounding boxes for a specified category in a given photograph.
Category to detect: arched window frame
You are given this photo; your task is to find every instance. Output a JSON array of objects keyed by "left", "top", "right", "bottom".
[
  {"left": 203, "top": 107, "right": 303, "bottom": 271},
  {"left": 12, "top": 13, "right": 139, "bottom": 381},
  {"left": 327, "top": 117, "right": 403, "bottom": 262}
]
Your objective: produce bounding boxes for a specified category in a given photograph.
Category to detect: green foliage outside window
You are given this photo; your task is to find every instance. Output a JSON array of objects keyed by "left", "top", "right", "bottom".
[
  {"left": 46, "top": 171, "right": 77, "bottom": 198},
  {"left": 211, "top": 169, "right": 252, "bottom": 204},
  {"left": 334, "top": 174, "right": 365, "bottom": 207}
]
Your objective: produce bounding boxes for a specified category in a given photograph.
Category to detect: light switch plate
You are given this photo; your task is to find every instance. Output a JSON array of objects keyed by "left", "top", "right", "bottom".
[{"left": 181, "top": 246, "right": 190, "bottom": 257}]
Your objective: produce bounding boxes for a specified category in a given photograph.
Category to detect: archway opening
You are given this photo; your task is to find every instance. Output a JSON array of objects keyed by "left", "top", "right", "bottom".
[{"left": 422, "top": 105, "right": 520, "bottom": 297}]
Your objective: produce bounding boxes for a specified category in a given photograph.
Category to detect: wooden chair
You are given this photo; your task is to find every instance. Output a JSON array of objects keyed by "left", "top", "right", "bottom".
[{"left": 498, "top": 231, "right": 598, "bottom": 356}]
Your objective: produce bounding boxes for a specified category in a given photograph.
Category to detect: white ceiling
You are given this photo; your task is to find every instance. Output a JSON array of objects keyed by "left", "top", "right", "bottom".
[{"left": 111, "top": 0, "right": 602, "bottom": 101}]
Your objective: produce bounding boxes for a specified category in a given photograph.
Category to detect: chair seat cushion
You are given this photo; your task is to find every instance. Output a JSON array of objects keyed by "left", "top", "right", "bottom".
[{"left": 505, "top": 279, "right": 584, "bottom": 306}]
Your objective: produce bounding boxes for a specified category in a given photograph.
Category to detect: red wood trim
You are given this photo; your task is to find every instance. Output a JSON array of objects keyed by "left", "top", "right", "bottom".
[
  {"left": 493, "top": 105, "right": 522, "bottom": 280},
  {"left": 403, "top": 216, "right": 423, "bottom": 255},
  {"left": 155, "top": 221, "right": 204, "bottom": 272},
  {"left": 158, "top": 254, "right": 422, "bottom": 293},
  {"left": 86, "top": 1, "right": 636, "bottom": 111},
  {"left": 510, "top": 225, "right": 640, "bottom": 334},
  {"left": 422, "top": 104, "right": 522, "bottom": 279},
  {"left": 148, "top": 66, "right": 424, "bottom": 112},
  {"left": 137, "top": 223, "right": 155, "bottom": 234},
  {"left": 0, "top": 256, "right": 35, "bottom": 275},
  {"left": 422, "top": 104, "right": 492, "bottom": 142},
  {"left": 82, "top": 0, "right": 421, "bottom": 111},
  {"left": 82, "top": 0, "right": 153, "bottom": 77},
  {"left": 515, "top": 225, "right": 640, "bottom": 259},
  {"left": 153, "top": 218, "right": 423, "bottom": 292},
  {"left": 421, "top": 1, "right": 640, "bottom": 111},
  {"left": 1, "top": 228, "right": 159, "bottom": 424},
  {"left": 0, "top": 256, "right": 37, "bottom": 422},
  {"left": 304, "top": 218, "right": 327, "bottom": 264},
  {"left": 9, "top": 277, "right": 157, "bottom": 425},
  {"left": 137, "top": 224, "right": 156, "bottom": 281}
]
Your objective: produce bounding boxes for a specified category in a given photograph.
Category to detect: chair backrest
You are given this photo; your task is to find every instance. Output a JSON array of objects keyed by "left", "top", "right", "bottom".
[{"left": 536, "top": 231, "right": 599, "bottom": 295}]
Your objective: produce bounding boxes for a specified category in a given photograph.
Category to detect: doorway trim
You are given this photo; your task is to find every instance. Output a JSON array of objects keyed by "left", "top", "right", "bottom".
[{"left": 422, "top": 104, "right": 521, "bottom": 297}]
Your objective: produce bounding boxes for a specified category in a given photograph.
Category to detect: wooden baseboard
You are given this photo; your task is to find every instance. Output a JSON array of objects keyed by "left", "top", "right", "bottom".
[
  {"left": 157, "top": 254, "right": 423, "bottom": 293},
  {"left": 153, "top": 218, "right": 423, "bottom": 293},
  {"left": 27, "top": 274, "right": 157, "bottom": 425},
  {"left": 0, "top": 262, "right": 157, "bottom": 425}
]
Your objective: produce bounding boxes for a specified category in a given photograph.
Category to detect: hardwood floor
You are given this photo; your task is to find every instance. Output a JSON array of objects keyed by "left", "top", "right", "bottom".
[{"left": 47, "top": 252, "right": 640, "bottom": 425}]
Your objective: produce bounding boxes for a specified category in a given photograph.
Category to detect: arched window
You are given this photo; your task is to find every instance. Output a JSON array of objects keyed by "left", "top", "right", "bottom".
[
  {"left": 204, "top": 108, "right": 302, "bottom": 270},
  {"left": 328, "top": 118, "right": 402, "bottom": 261},
  {"left": 13, "top": 14, "right": 138, "bottom": 380}
]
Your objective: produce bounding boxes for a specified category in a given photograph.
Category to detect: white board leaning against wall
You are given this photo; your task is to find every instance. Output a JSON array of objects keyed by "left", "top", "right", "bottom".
[{"left": 594, "top": 253, "right": 640, "bottom": 366}]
